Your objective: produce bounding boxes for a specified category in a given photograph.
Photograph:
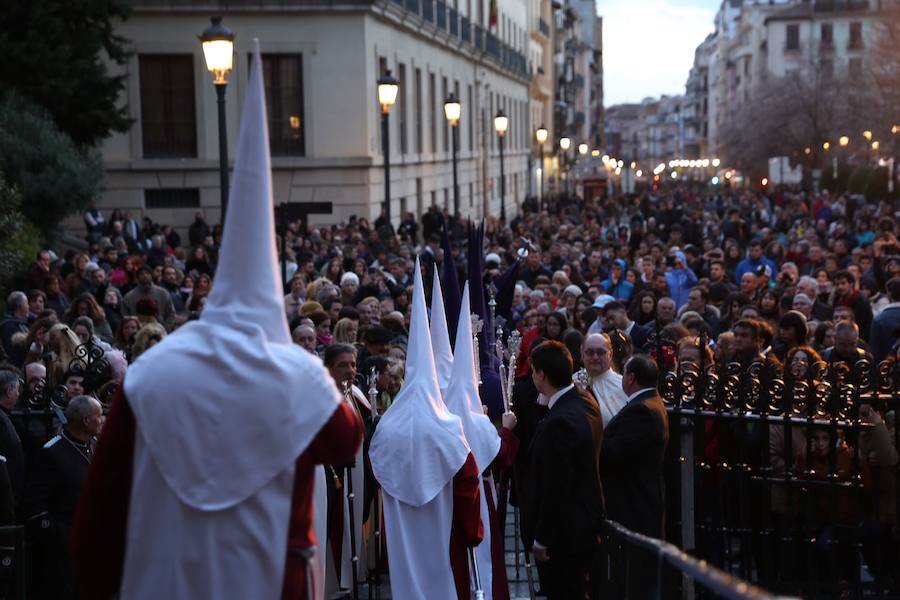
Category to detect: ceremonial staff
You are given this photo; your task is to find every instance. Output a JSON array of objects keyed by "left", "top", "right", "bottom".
[
  {"left": 366, "top": 367, "right": 382, "bottom": 600},
  {"left": 469, "top": 547, "right": 485, "bottom": 600},
  {"left": 342, "top": 381, "right": 361, "bottom": 600}
]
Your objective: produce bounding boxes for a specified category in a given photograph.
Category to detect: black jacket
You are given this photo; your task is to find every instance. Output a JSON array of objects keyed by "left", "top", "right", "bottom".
[
  {"left": 0, "top": 409, "right": 24, "bottom": 511},
  {"left": 522, "top": 386, "right": 605, "bottom": 557},
  {"left": 599, "top": 388, "right": 668, "bottom": 538}
]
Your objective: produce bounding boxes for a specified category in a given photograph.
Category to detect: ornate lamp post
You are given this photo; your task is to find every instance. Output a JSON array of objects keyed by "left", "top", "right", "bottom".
[
  {"left": 377, "top": 71, "right": 400, "bottom": 224},
  {"left": 494, "top": 110, "right": 509, "bottom": 221},
  {"left": 559, "top": 137, "right": 571, "bottom": 195},
  {"left": 200, "top": 17, "right": 235, "bottom": 221},
  {"left": 535, "top": 125, "right": 548, "bottom": 209},
  {"left": 444, "top": 94, "right": 461, "bottom": 216}
]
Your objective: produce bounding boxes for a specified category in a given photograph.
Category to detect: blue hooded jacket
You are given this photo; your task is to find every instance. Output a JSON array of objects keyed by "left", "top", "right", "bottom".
[
  {"left": 665, "top": 251, "right": 698, "bottom": 309},
  {"left": 602, "top": 259, "right": 634, "bottom": 300}
]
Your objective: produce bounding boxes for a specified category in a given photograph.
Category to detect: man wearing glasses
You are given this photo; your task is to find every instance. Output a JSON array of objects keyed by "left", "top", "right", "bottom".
[{"left": 581, "top": 333, "right": 628, "bottom": 426}]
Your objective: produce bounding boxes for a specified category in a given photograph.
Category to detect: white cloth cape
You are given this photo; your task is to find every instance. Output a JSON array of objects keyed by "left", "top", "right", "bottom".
[
  {"left": 591, "top": 368, "right": 628, "bottom": 426},
  {"left": 443, "top": 283, "right": 501, "bottom": 599},
  {"left": 369, "top": 257, "right": 469, "bottom": 507},
  {"left": 120, "top": 44, "right": 342, "bottom": 599}
]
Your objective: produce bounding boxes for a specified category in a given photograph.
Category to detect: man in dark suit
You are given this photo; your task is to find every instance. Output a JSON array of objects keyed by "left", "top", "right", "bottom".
[
  {"left": 522, "top": 341, "right": 604, "bottom": 600},
  {"left": 599, "top": 354, "right": 668, "bottom": 538}
]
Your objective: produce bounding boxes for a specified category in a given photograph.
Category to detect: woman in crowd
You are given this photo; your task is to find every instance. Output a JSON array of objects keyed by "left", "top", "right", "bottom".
[
  {"left": 757, "top": 289, "right": 781, "bottom": 328},
  {"left": 65, "top": 293, "right": 114, "bottom": 344},
  {"left": 629, "top": 290, "right": 658, "bottom": 326},
  {"left": 115, "top": 316, "right": 141, "bottom": 356},
  {"left": 541, "top": 312, "right": 568, "bottom": 343},
  {"left": 333, "top": 318, "right": 359, "bottom": 346}
]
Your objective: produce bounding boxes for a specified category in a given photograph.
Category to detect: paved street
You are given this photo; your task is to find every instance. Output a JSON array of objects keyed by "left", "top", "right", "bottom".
[{"left": 343, "top": 505, "right": 534, "bottom": 599}]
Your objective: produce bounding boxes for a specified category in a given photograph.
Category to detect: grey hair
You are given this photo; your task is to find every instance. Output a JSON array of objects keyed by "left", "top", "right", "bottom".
[
  {"left": 6, "top": 291, "right": 27, "bottom": 313},
  {"left": 0, "top": 369, "right": 19, "bottom": 397},
  {"left": 65, "top": 395, "right": 100, "bottom": 424}
]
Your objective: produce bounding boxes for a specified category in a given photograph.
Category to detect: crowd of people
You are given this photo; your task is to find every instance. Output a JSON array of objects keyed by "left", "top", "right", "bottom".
[{"left": 0, "top": 180, "right": 899, "bottom": 597}]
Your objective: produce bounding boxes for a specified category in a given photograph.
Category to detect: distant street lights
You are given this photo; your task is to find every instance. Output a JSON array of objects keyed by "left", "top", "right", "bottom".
[
  {"left": 377, "top": 71, "right": 400, "bottom": 225},
  {"left": 494, "top": 110, "right": 509, "bottom": 221},
  {"left": 444, "top": 94, "right": 461, "bottom": 216},
  {"left": 200, "top": 17, "right": 235, "bottom": 221},
  {"left": 535, "top": 125, "right": 548, "bottom": 208}
]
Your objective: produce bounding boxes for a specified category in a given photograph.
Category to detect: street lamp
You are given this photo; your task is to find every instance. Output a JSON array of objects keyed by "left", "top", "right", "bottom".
[
  {"left": 443, "top": 93, "right": 461, "bottom": 216},
  {"left": 200, "top": 16, "right": 235, "bottom": 221},
  {"left": 535, "top": 125, "right": 548, "bottom": 208},
  {"left": 494, "top": 110, "right": 509, "bottom": 221},
  {"left": 863, "top": 130, "right": 873, "bottom": 141},
  {"left": 559, "top": 137, "right": 571, "bottom": 194},
  {"left": 823, "top": 141, "right": 831, "bottom": 151},
  {"left": 377, "top": 70, "right": 400, "bottom": 225},
  {"left": 839, "top": 135, "right": 850, "bottom": 147},
  {"left": 578, "top": 143, "right": 588, "bottom": 156}
]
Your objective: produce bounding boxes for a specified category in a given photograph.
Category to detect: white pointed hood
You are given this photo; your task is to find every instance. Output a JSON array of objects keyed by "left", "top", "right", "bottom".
[
  {"left": 124, "top": 42, "right": 341, "bottom": 510},
  {"left": 369, "top": 258, "right": 470, "bottom": 507},
  {"left": 430, "top": 264, "right": 453, "bottom": 397},
  {"left": 444, "top": 283, "right": 501, "bottom": 474}
]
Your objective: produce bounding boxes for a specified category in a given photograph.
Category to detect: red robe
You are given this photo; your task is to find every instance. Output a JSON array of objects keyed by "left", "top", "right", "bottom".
[
  {"left": 448, "top": 453, "right": 485, "bottom": 599},
  {"left": 70, "top": 389, "right": 363, "bottom": 600}
]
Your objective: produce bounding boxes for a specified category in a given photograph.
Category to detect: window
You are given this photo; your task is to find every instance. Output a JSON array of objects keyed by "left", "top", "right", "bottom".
[
  {"left": 429, "top": 73, "right": 437, "bottom": 154},
  {"left": 849, "top": 21, "right": 863, "bottom": 49},
  {"left": 415, "top": 68, "right": 423, "bottom": 153},
  {"left": 848, "top": 57, "right": 863, "bottom": 79},
  {"left": 785, "top": 24, "right": 799, "bottom": 51},
  {"left": 139, "top": 55, "right": 197, "bottom": 158},
  {"left": 257, "top": 54, "right": 306, "bottom": 156},
  {"left": 442, "top": 76, "right": 449, "bottom": 153},
  {"left": 145, "top": 188, "right": 200, "bottom": 209},
  {"left": 820, "top": 23, "right": 833, "bottom": 47},
  {"left": 468, "top": 84, "right": 474, "bottom": 153},
  {"left": 398, "top": 64, "right": 408, "bottom": 155}
]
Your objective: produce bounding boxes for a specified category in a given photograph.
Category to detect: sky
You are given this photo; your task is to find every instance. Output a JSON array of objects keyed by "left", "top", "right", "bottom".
[{"left": 598, "top": 0, "right": 719, "bottom": 106}]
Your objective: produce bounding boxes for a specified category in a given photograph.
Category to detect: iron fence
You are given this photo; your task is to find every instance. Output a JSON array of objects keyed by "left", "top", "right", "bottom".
[{"left": 657, "top": 336, "right": 900, "bottom": 598}]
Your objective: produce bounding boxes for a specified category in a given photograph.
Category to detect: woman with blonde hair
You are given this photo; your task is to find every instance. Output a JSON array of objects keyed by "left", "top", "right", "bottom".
[
  {"left": 333, "top": 318, "right": 359, "bottom": 345},
  {"left": 47, "top": 323, "right": 83, "bottom": 386},
  {"left": 132, "top": 323, "right": 167, "bottom": 360}
]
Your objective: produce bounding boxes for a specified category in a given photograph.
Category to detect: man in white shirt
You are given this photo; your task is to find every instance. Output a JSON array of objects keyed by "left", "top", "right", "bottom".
[{"left": 581, "top": 333, "right": 628, "bottom": 425}]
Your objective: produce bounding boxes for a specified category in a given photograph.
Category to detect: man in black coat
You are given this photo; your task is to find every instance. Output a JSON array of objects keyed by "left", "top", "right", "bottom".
[
  {"left": 522, "top": 341, "right": 604, "bottom": 600},
  {"left": 599, "top": 354, "right": 668, "bottom": 539},
  {"left": 24, "top": 395, "right": 102, "bottom": 600},
  {"left": 0, "top": 369, "right": 24, "bottom": 511}
]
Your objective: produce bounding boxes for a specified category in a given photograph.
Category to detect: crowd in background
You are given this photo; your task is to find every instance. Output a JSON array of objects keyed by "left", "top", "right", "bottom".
[{"left": 1, "top": 185, "right": 900, "bottom": 595}]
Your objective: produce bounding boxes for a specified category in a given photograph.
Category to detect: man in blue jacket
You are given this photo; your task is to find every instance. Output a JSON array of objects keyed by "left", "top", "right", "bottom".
[{"left": 734, "top": 240, "right": 776, "bottom": 285}]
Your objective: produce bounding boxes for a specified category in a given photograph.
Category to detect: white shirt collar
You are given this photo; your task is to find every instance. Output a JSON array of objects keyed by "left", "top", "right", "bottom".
[
  {"left": 548, "top": 383, "right": 575, "bottom": 409},
  {"left": 626, "top": 386, "right": 655, "bottom": 404}
]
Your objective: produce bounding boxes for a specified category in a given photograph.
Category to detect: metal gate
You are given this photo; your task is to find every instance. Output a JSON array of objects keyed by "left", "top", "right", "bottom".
[{"left": 662, "top": 349, "right": 899, "bottom": 598}]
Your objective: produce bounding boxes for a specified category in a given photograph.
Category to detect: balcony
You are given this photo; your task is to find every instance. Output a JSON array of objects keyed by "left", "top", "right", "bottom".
[
  {"left": 539, "top": 18, "right": 550, "bottom": 37},
  {"left": 449, "top": 8, "right": 458, "bottom": 37},
  {"left": 486, "top": 32, "right": 500, "bottom": 59},
  {"left": 422, "top": 0, "right": 433, "bottom": 21},
  {"left": 474, "top": 25, "right": 484, "bottom": 50},
  {"left": 436, "top": 0, "right": 446, "bottom": 29}
]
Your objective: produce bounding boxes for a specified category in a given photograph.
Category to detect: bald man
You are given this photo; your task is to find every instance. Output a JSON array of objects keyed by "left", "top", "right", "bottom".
[{"left": 292, "top": 325, "right": 318, "bottom": 355}]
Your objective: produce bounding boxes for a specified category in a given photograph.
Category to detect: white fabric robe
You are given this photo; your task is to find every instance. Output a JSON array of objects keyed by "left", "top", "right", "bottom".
[{"left": 382, "top": 483, "right": 457, "bottom": 600}]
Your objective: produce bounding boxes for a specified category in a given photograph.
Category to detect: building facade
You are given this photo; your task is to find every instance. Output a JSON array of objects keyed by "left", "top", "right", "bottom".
[{"left": 83, "top": 0, "right": 536, "bottom": 233}]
